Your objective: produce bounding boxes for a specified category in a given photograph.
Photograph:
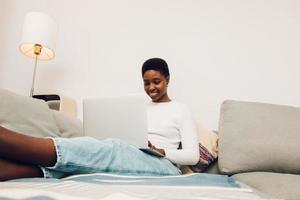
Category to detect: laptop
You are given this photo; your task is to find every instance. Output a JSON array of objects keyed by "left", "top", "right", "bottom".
[{"left": 82, "top": 93, "right": 164, "bottom": 157}]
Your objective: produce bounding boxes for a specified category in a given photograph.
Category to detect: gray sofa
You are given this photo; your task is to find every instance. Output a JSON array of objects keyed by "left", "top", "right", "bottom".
[
  {"left": 1, "top": 88, "right": 299, "bottom": 199},
  {"left": 205, "top": 100, "right": 300, "bottom": 200}
]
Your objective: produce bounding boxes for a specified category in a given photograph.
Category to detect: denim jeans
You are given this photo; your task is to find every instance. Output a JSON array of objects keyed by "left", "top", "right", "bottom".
[{"left": 42, "top": 137, "right": 181, "bottom": 178}]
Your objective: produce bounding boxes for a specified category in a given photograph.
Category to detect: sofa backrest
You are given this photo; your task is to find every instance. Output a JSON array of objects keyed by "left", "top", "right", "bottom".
[{"left": 218, "top": 100, "right": 300, "bottom": 175}]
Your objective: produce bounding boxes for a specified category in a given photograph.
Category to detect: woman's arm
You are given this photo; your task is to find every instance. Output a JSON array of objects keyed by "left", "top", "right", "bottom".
[
  {"left": 164, "top": 105, "right": 199, "bottom": 165},
  {"left": 148, "top": 141, "right": 165, "bottom": 156}
]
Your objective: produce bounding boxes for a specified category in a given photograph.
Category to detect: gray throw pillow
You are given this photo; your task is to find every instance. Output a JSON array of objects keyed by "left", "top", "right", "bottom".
[
  {"left": 0, "top": 89, "right": 60, "bottom": 137},
  {"left": 218, "top": 100, "right": 300, "bottom": 175},
  {"left": 51, "top": 110, "right": 83, "bottom": 138}
]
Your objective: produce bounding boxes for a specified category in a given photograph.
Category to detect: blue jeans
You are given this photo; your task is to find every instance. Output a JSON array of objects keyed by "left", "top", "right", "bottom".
[{"left": 42, "top": 137, "right": 181, "bottom": 178}]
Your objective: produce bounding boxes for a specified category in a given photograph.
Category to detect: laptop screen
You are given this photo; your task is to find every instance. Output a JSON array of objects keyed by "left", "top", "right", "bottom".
[{"left": 83, "top": 93, "right": 149, "bottom": 148}]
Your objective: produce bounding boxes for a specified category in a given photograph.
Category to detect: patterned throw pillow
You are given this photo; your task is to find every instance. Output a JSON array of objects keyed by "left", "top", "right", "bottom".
[
  {"left": 189, "top": 142, "right": 217, "bottom": 172},
  {"left": 179, "top": 122, "right": 218, "bottom": 173},
  {"left": 189, "top": 121, "right": 219, "bottom": 172}
]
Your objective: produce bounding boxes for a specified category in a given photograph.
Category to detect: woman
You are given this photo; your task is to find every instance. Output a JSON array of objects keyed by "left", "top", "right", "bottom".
[{"left": 0, "top": 58, "right": 199, "bottom": 181}]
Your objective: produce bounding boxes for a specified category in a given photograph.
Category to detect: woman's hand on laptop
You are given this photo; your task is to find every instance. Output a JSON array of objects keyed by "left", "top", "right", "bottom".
[{"left": 148, "top": 141, "right": 165, "bottom": 156}]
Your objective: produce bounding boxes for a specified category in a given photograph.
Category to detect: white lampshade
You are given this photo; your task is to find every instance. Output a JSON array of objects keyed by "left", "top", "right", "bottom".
[{"left": 20, "top": 12, "right": 58, "bottom": 60}]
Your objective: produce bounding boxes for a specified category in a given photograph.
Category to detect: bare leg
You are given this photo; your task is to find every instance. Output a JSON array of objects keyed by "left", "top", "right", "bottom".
[
  {"left": 0, "top": 126, "right": 57, "bottom": 167},
  {"left": 0, "top": 158, "right": 43, "bottom": 181}
]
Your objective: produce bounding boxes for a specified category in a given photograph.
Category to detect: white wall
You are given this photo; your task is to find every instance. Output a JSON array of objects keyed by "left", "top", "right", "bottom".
[{"left": 1, "top": 0, "right": 300, "bottom": 130}]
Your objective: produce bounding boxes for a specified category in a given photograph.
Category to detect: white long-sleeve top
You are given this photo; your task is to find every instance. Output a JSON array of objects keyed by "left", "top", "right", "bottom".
[{"left": 147, "top": 101, "right": 199, "bottom": 165}]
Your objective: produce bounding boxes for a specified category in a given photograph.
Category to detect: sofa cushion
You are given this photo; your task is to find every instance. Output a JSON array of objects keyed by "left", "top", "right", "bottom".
[
  {"left": 203, "top": 160, "right": 221, "bottom": 174},
  {"left": 218, "top": 100, "right": 300, "bottom": 174},
  {"left": 51, "top": 110, "right": 83, "bottom": 138},
  {"left": 0, "top": 89, "right": 60, "bottom": 137},
  {"left": 233, "top": 172, "right": 300, "bottom": 200}
]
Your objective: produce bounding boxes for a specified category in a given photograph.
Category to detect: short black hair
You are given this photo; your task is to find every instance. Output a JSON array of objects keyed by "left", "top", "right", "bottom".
[{"left": 142, "top": 58, "right": 170, "bottom": 78}]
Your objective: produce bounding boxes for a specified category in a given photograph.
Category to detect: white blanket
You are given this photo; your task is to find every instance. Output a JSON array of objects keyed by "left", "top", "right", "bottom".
[{"left": 0, "top": 173, "right": 272, "bottom": 200}]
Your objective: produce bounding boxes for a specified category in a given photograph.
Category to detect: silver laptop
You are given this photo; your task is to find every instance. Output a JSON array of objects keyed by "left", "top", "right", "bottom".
[{"left": 83, "top": 93, "right": 164, "bottom": 157}]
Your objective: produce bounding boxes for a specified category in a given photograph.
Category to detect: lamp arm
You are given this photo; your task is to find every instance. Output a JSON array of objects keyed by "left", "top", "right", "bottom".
[
  {"left": 30, "top": 55, "right": 38, "bottom": 97},
  {"left": 30, "top": 44, "right": 42, "bottom": 97}
]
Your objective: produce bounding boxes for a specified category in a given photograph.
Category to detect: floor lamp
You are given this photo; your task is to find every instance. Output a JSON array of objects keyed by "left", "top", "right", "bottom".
[{"left": 19, "top": 12, "right": 58, "bottom": 97}]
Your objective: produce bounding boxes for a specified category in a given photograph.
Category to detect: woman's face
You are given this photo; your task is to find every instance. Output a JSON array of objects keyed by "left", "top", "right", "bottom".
[{"left": 143, "top": 70, "right": 170, "bottom": 102}]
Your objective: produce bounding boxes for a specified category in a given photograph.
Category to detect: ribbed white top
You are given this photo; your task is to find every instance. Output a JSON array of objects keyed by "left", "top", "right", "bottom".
[{"left": 147, "top": 101, "right": 199, "bottom": 165}]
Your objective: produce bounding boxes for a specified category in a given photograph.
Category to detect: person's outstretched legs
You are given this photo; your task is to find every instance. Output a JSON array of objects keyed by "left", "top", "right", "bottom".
[
  {"left": 0, "top": 126, "right": 57, "bottom": 167},
  {"left": 0, "top": 126, "right": 181, "bottom": 180},
  {"left": 0, "top": 158, "right": 43, "bottom": 181}
]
